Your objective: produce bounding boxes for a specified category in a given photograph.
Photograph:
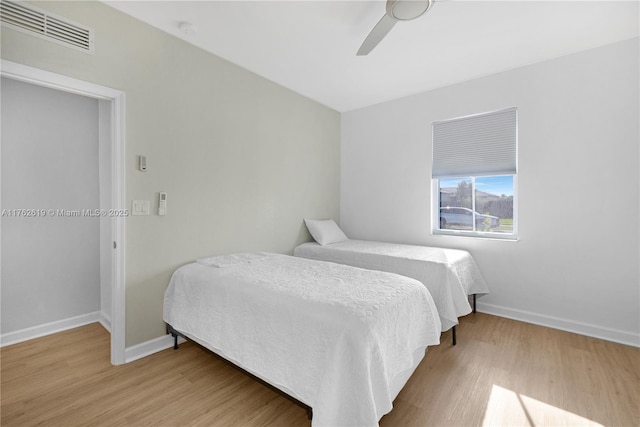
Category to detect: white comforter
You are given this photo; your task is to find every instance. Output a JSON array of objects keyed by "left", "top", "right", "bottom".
[
  {"left": 164, "top": 253, "right": 441, "bottom": 427},
  {"left": 294, "top": 240, "right": 489, "bottom": 331}
]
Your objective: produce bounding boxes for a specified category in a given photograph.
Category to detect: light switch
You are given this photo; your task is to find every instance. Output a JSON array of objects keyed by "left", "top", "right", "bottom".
[{"left": 132, "top": 200, "right": 150, "bottom": 216}]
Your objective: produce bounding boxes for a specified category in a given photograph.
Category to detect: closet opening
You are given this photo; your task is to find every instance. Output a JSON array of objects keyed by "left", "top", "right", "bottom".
[{"left": 0, "top": 60, "right": 125, "bottom": 365}]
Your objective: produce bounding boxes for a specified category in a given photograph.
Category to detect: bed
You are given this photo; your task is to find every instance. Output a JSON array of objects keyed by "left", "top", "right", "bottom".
[
  {"left": 294, "top": 220, "right": 490, "bottom": 340},
  {"left": 164, "top": 252, "right": 441, "bottom": 427}
]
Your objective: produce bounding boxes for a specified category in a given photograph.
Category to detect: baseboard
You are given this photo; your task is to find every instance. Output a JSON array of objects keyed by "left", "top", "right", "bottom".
[
  {"left": 99, "top": 311, "right": 111, "bottom": 333},
  {"left": 0, "top": 311, "right": 101, "bottom": 347},
  {"left": 125, "top": 334, "right": 186, "bottom": 364},
  {"left": 476, "top": 302, "right": 640, "bottom": 348}
]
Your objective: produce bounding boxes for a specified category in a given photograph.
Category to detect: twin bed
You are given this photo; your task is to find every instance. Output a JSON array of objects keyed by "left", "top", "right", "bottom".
[
  {"left": 164, "top": 221, "right": 489, "bottom": 426},
  {"left": 165, "top": 253, "right": 441, "bottom": 426},
  {"left": 294, "top": 239, "right": 488, "bottom": 333},
  {"left": 294, "top": 219, "right": 489, "bottom": 340}
]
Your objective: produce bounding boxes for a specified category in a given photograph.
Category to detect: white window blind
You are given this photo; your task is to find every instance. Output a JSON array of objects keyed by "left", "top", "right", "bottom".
[{"left": 432, "top": 107, "right": 517, "bottom": 178}]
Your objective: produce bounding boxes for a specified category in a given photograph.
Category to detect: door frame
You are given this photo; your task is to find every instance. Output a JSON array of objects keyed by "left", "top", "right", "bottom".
[{"left": 1, "top": 59, "right": 126, "bottom": 365}]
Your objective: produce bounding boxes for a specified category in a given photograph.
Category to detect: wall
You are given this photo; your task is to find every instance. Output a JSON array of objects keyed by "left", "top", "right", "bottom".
[
  {"left": 341, "top": 38, "right": 639, "bottom": 346},
  {"left": 1, "top": 77, "right": 101, "bottom": 333},
  {"left": 1, "top": 1, "right": 340, "bottom": 346}
]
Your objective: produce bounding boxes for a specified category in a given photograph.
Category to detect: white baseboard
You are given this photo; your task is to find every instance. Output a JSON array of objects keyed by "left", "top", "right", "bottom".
[
  {"left": 125, "top": 334, "right": 186, "bottom": 364},
  {"left": 0, "top": 311, "right": 102, "bottom": 347},
  {"left": 476, "top": 302, "right": 640, "bottom": 348},
  {"left": 99, "top": 311, "right": 111, "bottom": 333}
]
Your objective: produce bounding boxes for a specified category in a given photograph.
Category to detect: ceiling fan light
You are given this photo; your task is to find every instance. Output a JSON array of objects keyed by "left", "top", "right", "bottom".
[{"left": 388, "top": 0, "right": 433, "bottom": 21}]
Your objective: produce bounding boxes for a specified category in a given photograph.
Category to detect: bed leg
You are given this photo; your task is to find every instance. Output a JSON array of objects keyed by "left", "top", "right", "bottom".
[
  {"left": 473, "top": 294, "right": 477, "bottom": 313},
  {"left": 173, "top": 333, "right": 179, "bottom": 350},
  {"left": 452, "top": 326, "right": 457, "bottom": 346},
  {"left": 167, "top": 324, "right": 179, "bottom": 350}
]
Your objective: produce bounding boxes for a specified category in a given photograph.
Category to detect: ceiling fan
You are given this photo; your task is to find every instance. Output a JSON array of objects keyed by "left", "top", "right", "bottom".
[{"left": 357, "top": 0, "right": 434, "bottom": 56}]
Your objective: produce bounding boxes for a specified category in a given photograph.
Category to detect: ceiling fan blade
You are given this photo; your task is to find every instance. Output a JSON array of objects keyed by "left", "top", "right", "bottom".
[{"left": 356, "top": 14, "right": 397, "bottom": 56}]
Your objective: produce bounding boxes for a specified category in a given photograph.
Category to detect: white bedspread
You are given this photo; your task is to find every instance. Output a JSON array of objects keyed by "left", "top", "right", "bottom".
[
  {"left": 294, "top": 240, "right": 489, "bottom": 331},
  {"left": 164, "top": 253, "right": 440, "bottom": 427}
]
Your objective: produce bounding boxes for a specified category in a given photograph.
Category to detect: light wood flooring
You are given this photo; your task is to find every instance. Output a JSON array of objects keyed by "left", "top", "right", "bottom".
[{"left": 1, "top": 313, "right": 638, "bottom": 426}]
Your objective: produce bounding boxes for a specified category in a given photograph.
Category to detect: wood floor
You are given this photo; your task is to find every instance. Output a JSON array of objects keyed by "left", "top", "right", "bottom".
[{"left": 1, "top": 313, "right": 638, "bottom": 426}]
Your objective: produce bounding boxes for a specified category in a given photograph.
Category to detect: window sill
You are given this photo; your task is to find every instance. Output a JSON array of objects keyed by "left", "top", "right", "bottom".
[{"left": 432, "top": 230, "right": 518, "bottom": 241}]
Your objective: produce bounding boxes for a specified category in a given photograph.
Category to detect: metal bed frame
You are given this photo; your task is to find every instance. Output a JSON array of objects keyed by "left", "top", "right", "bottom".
[
  {"left": 166, "top": 323, "right": 314, "bottom": 421},
  {"left": 451, "top": 293, "right": 477, "bottom": 346}
]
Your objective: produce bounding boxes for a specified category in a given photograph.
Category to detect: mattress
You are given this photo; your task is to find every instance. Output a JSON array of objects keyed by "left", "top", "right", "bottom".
[
  {"left": 164, "top": 253, "right": 441, "bottom": 427},
  {"left": 294, "top": 240, "right": 489, "bottom": 331}
]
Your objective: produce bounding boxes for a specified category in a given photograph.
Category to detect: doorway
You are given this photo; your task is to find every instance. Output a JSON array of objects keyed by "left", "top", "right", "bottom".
[{"left": 0, "top": 60, "right": 125, "bottom": 365}]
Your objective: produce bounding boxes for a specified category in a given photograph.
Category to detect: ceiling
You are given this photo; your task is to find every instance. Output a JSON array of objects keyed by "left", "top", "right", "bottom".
[{"left": 104, "top": 1, "right": 639, "bottom": 112}]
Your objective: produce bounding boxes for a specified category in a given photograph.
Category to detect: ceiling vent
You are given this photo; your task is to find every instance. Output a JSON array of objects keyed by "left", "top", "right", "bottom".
[{"left": 1, "top": 0, "right": 94, "bottom": 53}]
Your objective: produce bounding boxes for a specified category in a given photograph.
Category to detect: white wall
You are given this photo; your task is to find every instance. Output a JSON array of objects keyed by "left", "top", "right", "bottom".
[
  {"left": 1, "top": 77, "right": 101, "bottom": 333},
  {"left": 341, "top": 38, "right": 639, "bottom": 346}
]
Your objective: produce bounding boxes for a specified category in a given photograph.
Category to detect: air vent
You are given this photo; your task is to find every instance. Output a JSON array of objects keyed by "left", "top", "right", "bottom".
[{"left": 1, "top": 0, "right": 94, "bottom": 53}]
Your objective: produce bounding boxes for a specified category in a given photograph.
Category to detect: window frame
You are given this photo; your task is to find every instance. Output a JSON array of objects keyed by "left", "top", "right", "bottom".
[
  {"left": 431, "top": 107, "right": 518, "bottom": 241},
  {"left": 432, "top": 174, "right": 518, "bottom": 241}
]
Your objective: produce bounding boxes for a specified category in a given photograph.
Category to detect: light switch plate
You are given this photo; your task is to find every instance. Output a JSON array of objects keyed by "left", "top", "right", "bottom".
[{"left": 132, "top": 200, "right": 150, "bottom": 215}]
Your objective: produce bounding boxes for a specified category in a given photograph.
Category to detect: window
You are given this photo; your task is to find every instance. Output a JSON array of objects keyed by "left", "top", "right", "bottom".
[
  {"left": 432, "top": 108, "right": 517, "bottom": 239},
  {"left": 437, "top": 175, "right": 515, "bottom": 234}
]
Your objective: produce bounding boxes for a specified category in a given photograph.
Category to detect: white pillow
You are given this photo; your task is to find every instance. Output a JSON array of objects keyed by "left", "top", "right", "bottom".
[{"left": 304, "top": 219, "right": 348, "bottom": 246}]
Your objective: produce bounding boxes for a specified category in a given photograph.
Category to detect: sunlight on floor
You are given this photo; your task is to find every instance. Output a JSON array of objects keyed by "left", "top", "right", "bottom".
[{"left": 482, "top": 384, "right": 603, "bottom": 427}]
